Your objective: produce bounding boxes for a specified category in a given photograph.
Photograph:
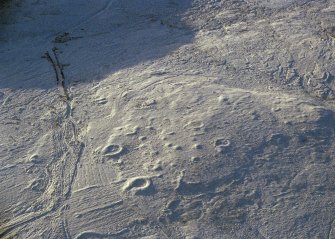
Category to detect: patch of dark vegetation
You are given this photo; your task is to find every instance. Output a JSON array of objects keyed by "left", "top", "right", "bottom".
[
  {"left": 0, "top": 0, "right": 11, "bottom": 10},
  {"left": 0, "top": 0, "right": 12, "bottom": 25},
  {"left": 0, "top": 0, "right": 22, "bottom": 26}
]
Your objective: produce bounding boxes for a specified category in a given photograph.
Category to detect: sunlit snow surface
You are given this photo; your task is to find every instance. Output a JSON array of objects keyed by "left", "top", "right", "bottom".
[{"left": 1, "top": 0, "right": 335, "bottom": 238}]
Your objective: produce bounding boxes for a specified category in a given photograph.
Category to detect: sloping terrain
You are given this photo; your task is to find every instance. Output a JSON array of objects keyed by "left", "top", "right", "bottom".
[{"left": 1, "top": 0, "right": 335, "bottom": 238}]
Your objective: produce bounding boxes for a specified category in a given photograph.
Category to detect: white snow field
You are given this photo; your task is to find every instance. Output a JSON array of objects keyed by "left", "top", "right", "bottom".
[{"left": 1, "top": 0, "right": 335, "bottom": 238}]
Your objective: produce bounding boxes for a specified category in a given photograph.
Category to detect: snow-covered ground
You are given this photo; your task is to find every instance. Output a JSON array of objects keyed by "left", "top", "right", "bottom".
[{"left": 1, "top": 0, "right": 335, "bottom": 238}]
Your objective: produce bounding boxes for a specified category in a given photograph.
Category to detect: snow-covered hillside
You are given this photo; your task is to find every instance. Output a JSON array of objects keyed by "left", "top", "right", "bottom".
[{"left": 1, "top": 0, "right": 335, "bottom": 238}]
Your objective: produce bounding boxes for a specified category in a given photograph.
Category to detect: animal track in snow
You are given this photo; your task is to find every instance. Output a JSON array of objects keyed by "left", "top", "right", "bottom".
[
  {"left": 122, "top": 177, "right": 154, "bottom": 195},
  {"left": 184, "top": 120, "right": 204, "bottom": 131},
  {"left": 214, "top": 138, "right": 231, "bottom": 153},
  {"left": 159, "top": 198, "right": 204, "bottom": 224},
  {"left": 101, "top": 144, "right": 124, "bottom": 159},
  {"left": 134, "top": 98, "right": 157, "bottom": 109},
  {"left": 192, "top": 144, "right": 203, "bottom": 150},
  {"left": 27, "top": 154, "right": 43, "bottom": 164}
]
